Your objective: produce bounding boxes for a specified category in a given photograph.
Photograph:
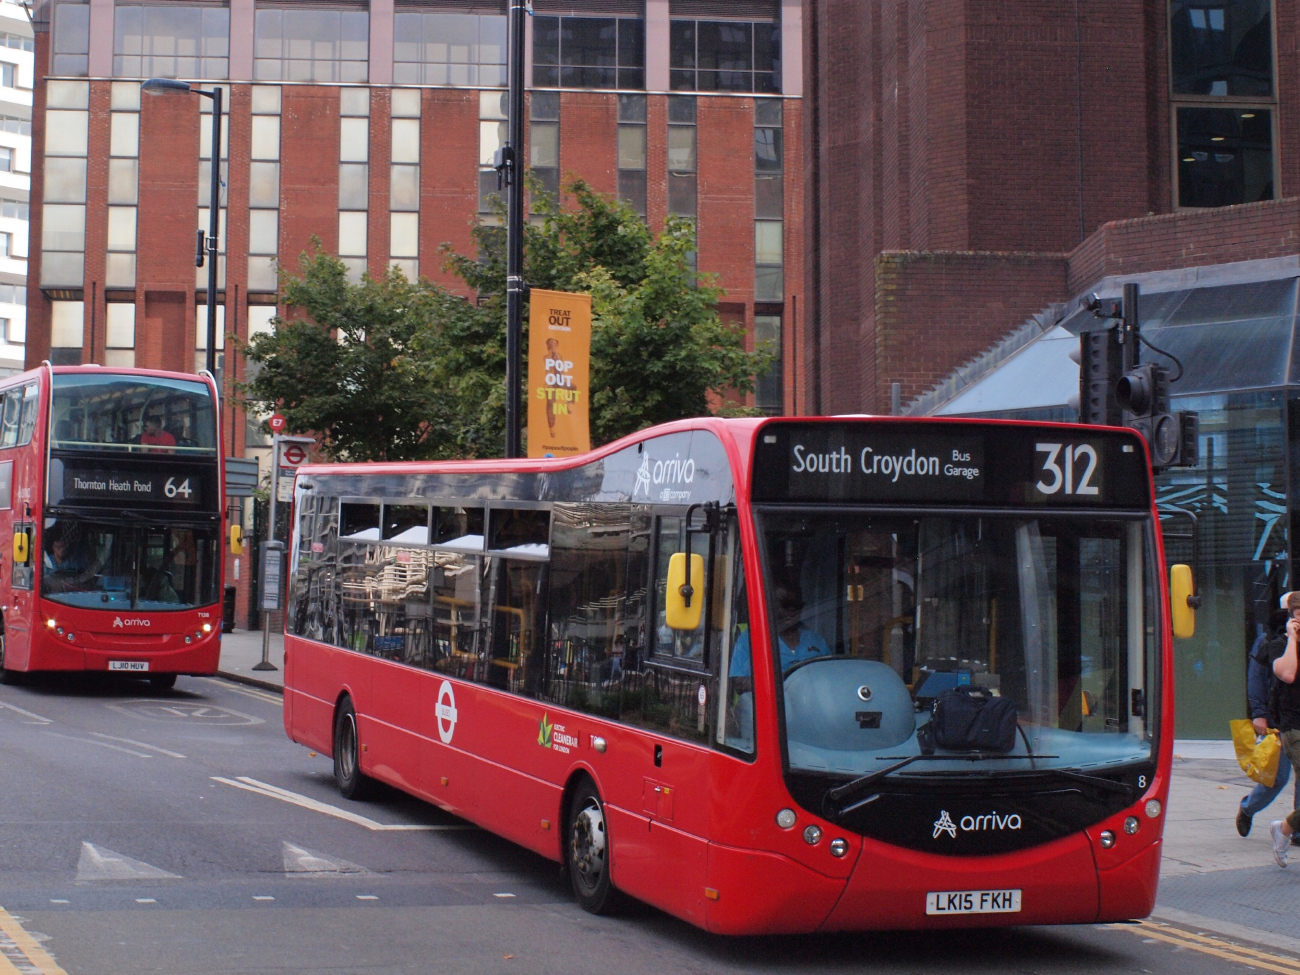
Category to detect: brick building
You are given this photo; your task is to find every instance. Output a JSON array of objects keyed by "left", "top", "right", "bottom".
[
  {"left": 803, "top": 0, "right": 1300, "bottom": 741},
  {"left": 805, "top": 0, "right": 1287, "bottom": 414},
  {"left": 24, "top": 0, "right": 804, "bottom": 625}
]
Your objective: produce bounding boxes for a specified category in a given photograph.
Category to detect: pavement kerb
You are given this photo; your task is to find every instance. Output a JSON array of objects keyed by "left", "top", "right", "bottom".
[
  {"left": 217, "top": 670, "right": 285, "bottom": 694},
  {"left": 1150, "top": 906, "right": 1300, "bottom": 959}
]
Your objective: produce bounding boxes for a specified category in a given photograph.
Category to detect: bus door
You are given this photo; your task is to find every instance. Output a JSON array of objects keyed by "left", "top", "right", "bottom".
[{"left": 610, "top": 503, "right": 718, "bottom": 926}]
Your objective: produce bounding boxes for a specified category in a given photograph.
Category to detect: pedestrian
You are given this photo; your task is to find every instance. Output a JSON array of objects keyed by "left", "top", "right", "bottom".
[
  {"left": 1238, "top": 607, "right": 1297, "bottom": 837},
  {"left": 1267, "top": 592, "right": 1300, "bottom": 866}
]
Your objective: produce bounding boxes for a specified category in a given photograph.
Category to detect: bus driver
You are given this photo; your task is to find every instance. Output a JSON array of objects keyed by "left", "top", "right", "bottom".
[{"left": 728, "top": 580, "right": 830, "bottom": 692}]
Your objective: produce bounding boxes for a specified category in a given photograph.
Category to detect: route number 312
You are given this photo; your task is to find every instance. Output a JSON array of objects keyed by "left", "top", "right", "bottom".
[{"left": 1035, "top": 443, "right": 1099, "bottom": 496}]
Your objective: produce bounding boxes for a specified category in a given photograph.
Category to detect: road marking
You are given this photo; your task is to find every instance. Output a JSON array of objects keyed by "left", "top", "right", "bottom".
[
  {"left": 356, "top": 895, "right": 378, "bottom": 901},
  {"left": 252, "top": 896, "right": 274, "bottom": 902},
  {"left": 211, "top": 776, "right": 476, "bottom": 833},
  {"left": 47, "top": 901, "right": 67, "bottom": 906},
  {"left": 494, "top": 893, "right": 516, "bottom": 899},
  {"left": 76, "top": 843, "right": 181, "bottom": 882},
  {"left": 89, "top": 733, "right": 186, "bottom": 759},
  {"left": 1115, "top": 920, "right": 1300, "bottom": 974},
  {"left": 214, "top": 682, "right": 283, "bottom": 707},
  {"left": 41, "top": 731, "right": 153, "bottom": 759},
  {"left": 0, "top": 702, "right": 52, "bottom": 724},
  {"left": 0, "top": 906, "right": 70, "bottom": 975},
  {"left": 282, "top": 841, "right": 370, "bottom": 877},
  {"left": 134, "top": 899, "right": 156, "bottom": 905}
]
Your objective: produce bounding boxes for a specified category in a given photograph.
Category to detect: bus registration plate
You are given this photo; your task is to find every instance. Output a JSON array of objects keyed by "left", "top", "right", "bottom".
[
  {"left": 108, "top": 661, "right": 149, "bottom": 672},
  {"left": 925, "top": 889, "right": 1021, "bottom": 915}
]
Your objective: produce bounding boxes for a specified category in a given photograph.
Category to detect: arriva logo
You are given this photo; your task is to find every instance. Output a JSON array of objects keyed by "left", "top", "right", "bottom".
[
  {"left": 112, "top": 617, "right": 151, "bottom": 628},
  {"left": 632, "top": 452, "right": 696, "bottom": 502},
  {"left": 933, "top": 809, "right": 1021, "bottom": 838}
]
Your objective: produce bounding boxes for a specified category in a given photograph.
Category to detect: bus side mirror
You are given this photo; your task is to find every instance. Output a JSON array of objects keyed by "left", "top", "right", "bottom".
[
  {"left": 229, "top": 524, "right": 244, "bottom": 556},
  {"left": 12, "top": 530, "right": 27, "bottom": 564},
  {"left": 665, "top": 552, "right": 705, "bottom": 631},
  {"left": 1171, "top": 563, "right": 1196, "bottom": 639}
]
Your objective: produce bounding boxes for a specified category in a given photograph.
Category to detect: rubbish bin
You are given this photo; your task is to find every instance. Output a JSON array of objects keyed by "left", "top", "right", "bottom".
[{"left": 222, "top": 585, "right": 237, "bottom": 633}]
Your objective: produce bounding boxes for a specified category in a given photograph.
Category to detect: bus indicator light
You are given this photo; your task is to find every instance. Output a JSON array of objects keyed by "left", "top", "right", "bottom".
[
  {"left": 776, "top": 808, "right": 796, "bottom": 829},
  {"left": 803, "top": 825, "right": 822, "bottom": 845},
  {"left": 830, "top": 838, "right": 848, "bottom": 857},
  {"left": 1145, "top": 800, "right": 1162, "bottom": 818}
]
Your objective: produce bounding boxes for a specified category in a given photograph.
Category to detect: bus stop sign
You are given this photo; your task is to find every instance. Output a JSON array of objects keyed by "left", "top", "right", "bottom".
[{"left": 269, "top": 414, "right": 286, "bottom": 433}]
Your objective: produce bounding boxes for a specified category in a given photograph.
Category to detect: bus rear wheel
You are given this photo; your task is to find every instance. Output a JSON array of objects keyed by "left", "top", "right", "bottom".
[
  {"left": 0, "top": 634, "right": 17, "bottom": 685},
  {"left": 566, "top": 779, "right": 621, "bottom": 915},
  {"left": 333, "top": 698, "right": 375, "bottom": 800}
]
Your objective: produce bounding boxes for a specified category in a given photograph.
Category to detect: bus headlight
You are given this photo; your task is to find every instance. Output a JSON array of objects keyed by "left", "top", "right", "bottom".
[
  {"left": 803, "top": 825, "right": 822, "bottom": 845},
  {"left": 1145, "top": 799, "right": 1161, "bottom": 818},
  {"left": 1123, "top": 816, "right": 1139, "bottom": 835},
  {"left": 776, "top": 809, "right": 796, "bottom": 829},
  {"left": 46, "top": 618, "right": 56, "bottom": 628},
  {"left": 1099, "top": 830, "right": 1116, "bottom": 849},
  {"left": 202, "top": 623, "right": 212, "bottom": 633},
  {"left": 829, "top": 838, "right": 848, "bottom": 857}
]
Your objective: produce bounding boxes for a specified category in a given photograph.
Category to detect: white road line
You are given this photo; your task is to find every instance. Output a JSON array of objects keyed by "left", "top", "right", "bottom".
[
  {"left": 41, "top": 731, "right": 153, "bottom": 759},
  {"left": 0, "top": 702, "right": 52, "bottom": 724},
  {"left": 210, "top": 776, "right": 476, "bottom": 832},
  {"left": 89, "top": 732, "right": 186, "bottom": 759},
  {"left": 209, "top": 681, "right": 283, "bottom": 706}
]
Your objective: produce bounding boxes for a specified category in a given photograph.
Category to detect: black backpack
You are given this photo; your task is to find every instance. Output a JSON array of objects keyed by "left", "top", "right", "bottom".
[{"left": 931, "top": 685, "right": 1019, "bottom": 752}]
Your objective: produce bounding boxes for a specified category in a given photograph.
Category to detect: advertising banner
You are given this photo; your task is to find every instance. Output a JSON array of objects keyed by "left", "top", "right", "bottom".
[{"left": 527, "top": 288, "right": 592, "bottom": 458}]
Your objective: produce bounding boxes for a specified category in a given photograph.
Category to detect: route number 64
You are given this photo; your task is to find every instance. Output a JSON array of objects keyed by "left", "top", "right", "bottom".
[
  {"left": 164, "top": 476, "right": 193, "bottom": 500},
  {"left": 1035, "top": 443, "right": 1099, "bottom": 497}
]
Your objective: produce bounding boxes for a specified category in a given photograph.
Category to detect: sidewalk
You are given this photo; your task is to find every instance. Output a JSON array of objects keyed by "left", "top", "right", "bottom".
[
  {"left": 217, "top": 627, "right": 284, "bottom": 690},
  {"left": 1156, "top": 753, "right": 1300, "bottom": 954}
]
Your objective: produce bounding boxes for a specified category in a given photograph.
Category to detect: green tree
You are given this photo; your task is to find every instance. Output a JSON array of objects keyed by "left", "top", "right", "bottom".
[{"left": 239, "top": 180, "right": 771, "bottom": 459}]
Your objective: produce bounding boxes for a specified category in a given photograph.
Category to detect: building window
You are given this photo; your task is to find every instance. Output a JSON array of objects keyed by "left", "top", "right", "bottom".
[
  {"left": 195, "top": 303, "right": 225, "bottom": 383},
  {"left": 479, "top": 89, "right": 506, "bottom": 217},
  {"left": 49, "top": 300, "right": 83, "bottom": 365},
  {"left": 114, "top": 6, "right": 230, "bottom": 80},
  {"left": 254, "top": 8, "right": 368, "bottom": 83},
  {"left": 104, "top": 303, "right": 136, "bottom": 368},
  {"left": 52, "top": 2, "right": 90, "bottom": 76},
  {"left": 1169, "top": 1, "right": 1275, "bottom": 208},
  {"left": 390, "top": 87, "right": 420, "bottom": 280},
  {"left": 0, "top": 284, "right": 26, "bottom": 304},
  {"left": 0, "top": 116, "right": 29, "bottom": 137},
  {"left": 753, "top": 313, "right": 781, "bottom": 414},
  {"left": 42, "top": 82, "right": 88, "bottom": 288},
  {"left": 528, "top": 90, "right": 559, "bottom": 213},
  {"left": 617, "top": 94, "right": 646, "bottom": 217},
  {"left": 248, "top": 86, "right": 281, "bottom": 293},
  {"left": 667, "top": 95, "right": 696, "bottom": 217},
  {"left": 1171, "top": 0, "right": 1271, "bottom": 96},
  {"left": 0, "top": 233, "right": 10, "bottom": 258},
  {"left": 0, "top": 147, "right": 12, "bottom": 174},
  {"left": 393, "top": 12, "right": 505, "bottom": 87},
  {"left": 754, "top": 98, "right": 782, "bottom": 301},
  {"left": 338, "top": 88, "right": 368, "bottom": 281},
  {"left": 533, "top": 16, "right": 644, "bottom": 90},
  {"left": 1176, "top": 106, "right": 1273, "bottom": 207},
  {"left": 0, "top": 64, "right": 15, "bottom": 89},
  {"left": 0, "top": 33, "right": 31, "bottom": 53},
  {"left": 670, "top": 20, "right": 779, "bottom": 93}
]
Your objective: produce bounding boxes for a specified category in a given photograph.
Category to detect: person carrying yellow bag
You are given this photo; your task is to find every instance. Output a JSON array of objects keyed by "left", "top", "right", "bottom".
[
  {"left": 1233, "top": 718, "right": 1282, "bottom": 786},
  {"left": 1236, "top": 607, "right": 1298, "bottom": 839},
  {"left": 1267, "top": 592, "right": 1300, "bottom": 867}
]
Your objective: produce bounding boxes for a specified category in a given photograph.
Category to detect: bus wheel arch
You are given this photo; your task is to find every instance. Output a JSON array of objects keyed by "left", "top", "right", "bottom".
[
  {"left": 563, "top": 771, "right": 622, "bottom": 915},
  {"left": 332, "top": 692, "right": 375, "bottom": 801},
  {"left": 0, "top": 615, "right": 17, "bottom": 685}
]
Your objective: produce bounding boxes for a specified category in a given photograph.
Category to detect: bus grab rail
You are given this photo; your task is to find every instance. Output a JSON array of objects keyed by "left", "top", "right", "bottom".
[
  {"left": 1160, "top": 506, "right": 1202, "bottom": 609},
  {"left": 680, "top": 501, "right": 720, "bottom": 608}
]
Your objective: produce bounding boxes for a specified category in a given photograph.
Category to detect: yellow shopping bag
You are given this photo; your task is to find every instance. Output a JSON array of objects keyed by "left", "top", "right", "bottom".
[{"left": 1231, "top": 718, "right": 1282, "bottom": 788}]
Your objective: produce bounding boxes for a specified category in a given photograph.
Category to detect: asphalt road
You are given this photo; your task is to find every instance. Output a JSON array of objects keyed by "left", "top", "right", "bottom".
[{"left": 0, "top": 673, "right": 1295, "bottom": 975}]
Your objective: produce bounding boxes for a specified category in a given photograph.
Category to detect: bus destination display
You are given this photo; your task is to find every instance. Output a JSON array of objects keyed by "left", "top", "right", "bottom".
[
  {"left": 752, "top": 421, "right": 1151, "bottom": 509},
  {"left": 59, "top": 465, "right": 204, "bottom": 506}
]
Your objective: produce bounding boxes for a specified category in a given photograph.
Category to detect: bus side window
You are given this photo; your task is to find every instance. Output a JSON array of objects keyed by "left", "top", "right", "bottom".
[
  {"left": 0, "top": 389, "right": 19, "bottom": 448},
  {"left": 17, "top": 384, "right": 36, "bottom": 445},
  {"left": 11, "top": 523, "right": 32, "bottom": 590},
  {"left": 717, "top": 519, "right": 755, "bottom": 756}
]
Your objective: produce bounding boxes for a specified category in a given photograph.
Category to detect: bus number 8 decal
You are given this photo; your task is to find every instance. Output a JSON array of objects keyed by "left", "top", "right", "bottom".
[
  {"left": 1034, "top": 443, "right": 1099, "bottom": 497},
  {"left": 164, "top": 477, "right": 193, "bottom": 500}
]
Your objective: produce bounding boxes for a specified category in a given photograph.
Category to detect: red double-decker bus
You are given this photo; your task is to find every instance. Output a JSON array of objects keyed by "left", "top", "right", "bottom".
[
  {"left": 282, "top": 416, "right": 1184, "bottom": 933},
  {"left": 0, "top": 364, "right": 225, "bottom": 689}
]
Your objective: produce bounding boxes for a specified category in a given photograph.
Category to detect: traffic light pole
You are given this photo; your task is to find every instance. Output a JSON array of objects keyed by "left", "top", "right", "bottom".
[{"left": 503, "top": 0, "right": 527, "bottom": 459}]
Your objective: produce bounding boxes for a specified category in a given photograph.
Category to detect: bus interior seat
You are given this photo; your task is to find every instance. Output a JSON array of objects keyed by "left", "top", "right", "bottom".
[{"left": 783, "top": 658, "right": 915, "bottom": 754}]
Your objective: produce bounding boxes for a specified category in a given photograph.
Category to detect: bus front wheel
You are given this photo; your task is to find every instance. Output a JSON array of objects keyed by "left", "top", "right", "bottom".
[
  {"left": 333, "top": 698, "right": 375, "bottom": 800},
  {"left": 566, "top": 778, "right": 621, "bottom": 915},
  {"left": 0, "top": 634, "right": 17, "bottom": 685}
]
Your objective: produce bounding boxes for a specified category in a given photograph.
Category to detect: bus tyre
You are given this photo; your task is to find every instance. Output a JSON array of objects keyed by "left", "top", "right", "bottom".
[
  {"left": 333, "top": 698, "right": 375, "bottom": 801},
  {"left": 148, "top": 674, "right": 177, "bottom": 692},
  {"left": 0, "top": 634, "right": 16, "bottom": 685},
  {"left": 566, "top": 779, "right": 621, "bottom": 915}
]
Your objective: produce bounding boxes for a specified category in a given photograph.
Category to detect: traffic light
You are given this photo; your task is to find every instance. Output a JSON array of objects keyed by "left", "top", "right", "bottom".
[
  {"left": 1115, "top": 361, "right": 1198, "bottom": 471},
  {"left": 1078, "top": 327, "right": 1125, "bottom": 426}
]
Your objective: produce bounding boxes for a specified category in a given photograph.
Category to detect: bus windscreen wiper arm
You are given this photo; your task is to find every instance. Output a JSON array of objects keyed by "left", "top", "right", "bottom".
[{"left": 823, "top": 753, "right": 1061, "bottom": 818}]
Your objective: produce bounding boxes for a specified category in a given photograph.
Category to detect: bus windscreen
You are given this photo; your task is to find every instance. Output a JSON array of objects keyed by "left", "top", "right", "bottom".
[{"left": 51, "top": 375, "right": 217, "bottom": 456}]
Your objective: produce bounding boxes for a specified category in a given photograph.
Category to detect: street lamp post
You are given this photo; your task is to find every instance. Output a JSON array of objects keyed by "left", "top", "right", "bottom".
[
  {"left": 498, "top": 0, "right": 526, "bottom": 458},
  {"left": 142, "top": 78, "right": 222, "bottom": 397}
]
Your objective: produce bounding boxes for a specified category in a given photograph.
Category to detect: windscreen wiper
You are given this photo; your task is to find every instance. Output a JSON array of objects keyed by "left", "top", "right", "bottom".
[
  {"left": 1014, "top": 767, "right": 1135, "bottom": 797},
  {"left": 823, "top": 753, "right": 1058, "bottom": 818}
]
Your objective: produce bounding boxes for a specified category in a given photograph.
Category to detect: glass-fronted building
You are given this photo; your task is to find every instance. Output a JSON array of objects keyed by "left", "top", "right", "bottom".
[{"left": 911, "top": 257, "right": 1297, "bottom": 739}]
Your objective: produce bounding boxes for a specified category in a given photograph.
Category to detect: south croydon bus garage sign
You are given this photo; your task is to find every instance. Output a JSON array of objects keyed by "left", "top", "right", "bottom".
[{"left": 760, "top": 427, "right": 986, "bottom": 504}]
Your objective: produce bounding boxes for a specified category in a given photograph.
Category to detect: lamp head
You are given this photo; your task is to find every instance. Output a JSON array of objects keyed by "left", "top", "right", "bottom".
[{"left": 141, "top": 78, "right": 193, "bottom": 96}]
